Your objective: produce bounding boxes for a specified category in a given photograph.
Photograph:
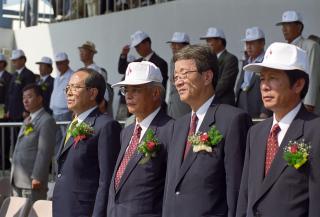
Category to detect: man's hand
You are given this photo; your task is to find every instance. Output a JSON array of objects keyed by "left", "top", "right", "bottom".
[
  {"left": 121, "top": 45, "right": 130, "bottom": 56},
  {"left": 32, "top": 179, "right": 42, "bottom": 189},
  {"left": 304, "top": 104, "right": 315, "bottom": 113}
]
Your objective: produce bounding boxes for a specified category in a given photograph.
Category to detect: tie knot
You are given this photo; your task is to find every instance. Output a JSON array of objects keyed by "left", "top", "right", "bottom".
[
  {"left": 191, "top": 113, "right": 198, "bottom": 123},
  {"left": 135, "top": 124, "right": 142, "bottom": 134},
  {"left": 271, "top": 124, "right": 281, "bottom": 135}
]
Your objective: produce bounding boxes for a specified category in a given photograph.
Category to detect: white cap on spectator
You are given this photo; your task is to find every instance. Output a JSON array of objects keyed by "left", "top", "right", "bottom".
[
  {"left": 242, "top": 27, "right": 265, "bottom": 42},
  {"left": 0, "top": 54, "right": 7, "bottom": 62},
  {"left": 244, "top": 42, "right": 307, "bottom": 73},
  {"left": 200, "top": 27, "right": 225, "bottom": 39},
  {"left": 112, "top": 61, "right": 163, "bottom": 87},
  {"left": 10, "top": 49, "right": 25, "bottom": 60},
  {"left": 276, "top": 10, "right": 303, "bottom": 25},
  {"left": 55, "top": 52, "right": 68, "bottom": 62},
  {"left": 130, "top": 31, "right": 149, "bottom": 48},
  {"left": 167, "top": 32, "right": 190, "bottom": 43},
  {"left": 36, "top": 56, "right": 52, "bottom": 65}
]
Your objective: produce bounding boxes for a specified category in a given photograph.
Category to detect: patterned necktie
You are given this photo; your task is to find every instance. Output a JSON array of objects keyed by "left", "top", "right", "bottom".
[
  {"left": 115, "top": 124, "right": 142, "bottom": 189},
  {"left": 265, "top": 124, "right": 281, "bottom": 175},
  {"left": 184, "top": 113, "right": 198, "bottom": 159},
  {"left": 64, "top": 118, "right": 78, "bottom": 145}
]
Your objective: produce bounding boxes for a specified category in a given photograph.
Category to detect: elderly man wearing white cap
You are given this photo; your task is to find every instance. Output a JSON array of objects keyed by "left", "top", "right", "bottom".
[
  {"left": 235, "top": 27, "right": 271, "bottom": 118},
  {"left": 7, "top": 49, "right": 35, "bottom": 121},
  {"left": 35, "top": 57, "right": 54, "bottom": 114},
  {"left": 50, "top": 52, "right": 74, "bottom": 154},
  {"left": 200, "top": 27, "right": 239, "bottom": 105},
  {"left": 236, "top": 42, "right": 320, "bottom": 217},
  {"left": 0, "top": 54, "right": 12, "bottom": 120},
  {"left": 277, "top": 10, "right": 320, "bottom": 115},
  {"left": 108, "top": 61, "right": 173, "bottom": 217},
  {"left": 166, "top": 32, "right": 191, "bottom": 119}
]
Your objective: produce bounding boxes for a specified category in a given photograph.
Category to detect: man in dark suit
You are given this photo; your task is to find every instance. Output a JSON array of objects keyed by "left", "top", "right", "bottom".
[
  {"left": 35, "top": 57, "right": 54, "bottom": 114},
  {"left": 52, "top": 68, "right": 121, "bottom": 217},
  {"left": 162, "top": 45, "right": 252, "bottom": 217},
  {"left": 0, "top": 54, "right": 12, "bottom": 120},
  {"left": 118, "top": 31, "right": 168, "bottom": 89},
  {"left": 200, "top": 27, "right": 239, "bottom": 105},
  {"left": 7, "top": 49, "right": 35, "bottom": 121},
  {"left": 235, "top": 27, "right": 270, "bottom": 119},
  {"left": 11, "top": 84, "right": 56, "bottom": 202},
  {"left": 108, "top": 61, "right": 173, "bottom": 217},
  {"left": 236, "top": 42, "right": 320, "bottom": 217}
]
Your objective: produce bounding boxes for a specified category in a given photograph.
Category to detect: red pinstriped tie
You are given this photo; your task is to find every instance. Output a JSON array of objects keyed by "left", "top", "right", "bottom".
[
  {"left": 183, "top": 113, "right": 198, "bottom": 159},
  {"left": 265, "top": 124, "right": 281, "bottom": 175}
]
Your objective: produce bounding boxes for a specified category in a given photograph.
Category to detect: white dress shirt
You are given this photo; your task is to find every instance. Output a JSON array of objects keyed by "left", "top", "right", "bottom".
[{"left": 191, "top": 95, "right": 215, "bottom": 133}]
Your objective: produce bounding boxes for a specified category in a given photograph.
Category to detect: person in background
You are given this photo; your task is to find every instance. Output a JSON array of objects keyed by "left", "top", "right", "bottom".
[
  {"left": 11, "top": 84, "right": 56, "bottom": 202},
  {"left": 35, "top": 57, "right": 54, "bottom": 114},
  {"left": 0, "top": 54, "right": 12, "bottom": 120}
]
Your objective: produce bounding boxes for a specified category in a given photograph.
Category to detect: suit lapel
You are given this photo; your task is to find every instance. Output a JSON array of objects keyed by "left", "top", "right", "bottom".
[
  {"left": 17, "top": 109, "right": 45, "bottom": 139},
  {"left": 175, "top": 103, "right": 219, "bottom": 189},
  {"left": 253, "top": 108, "right": 305, "bottom": 205}
]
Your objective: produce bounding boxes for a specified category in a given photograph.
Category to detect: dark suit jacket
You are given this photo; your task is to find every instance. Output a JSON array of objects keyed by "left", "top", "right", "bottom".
[
  {"left": 235, "top": 65, "right": 266, "bottom": 118},
  {"left": 118, "top": 52, "right": 168, "bottom": 89},
  {"left": 37, "top": 76, "right": 54, "bottom": 114},
  {"left": 236, "top": 106, "right": 320, "bottom": 217},
  {"left": 215, "top": 50, "right": 239, "bottom": 106},
  {"left": 163, "top": 101, "right": 252, "bottom": 217},
  {"left": 52, "top": 108, "right": 121, "bottom": 217},
  {"left": 107, "top": 109, "right": 173, "bottom": 217},
  {"left": 0, "top": 70, "right": 12, "bottom": 111},
  {"left": 7, "top": 67, "right": 35, "bottom": 121}
]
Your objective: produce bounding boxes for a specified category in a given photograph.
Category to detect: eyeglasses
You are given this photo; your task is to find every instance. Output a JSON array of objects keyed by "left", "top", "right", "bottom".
[
  {"left": 120, "top": 86, "right": 148, "bottom": 96},
  {"left": 173, "top": 70, "right": 198, "bottom": 83},
  {"left": 64, "top": 85, "right": 88, "bottom": 94}
]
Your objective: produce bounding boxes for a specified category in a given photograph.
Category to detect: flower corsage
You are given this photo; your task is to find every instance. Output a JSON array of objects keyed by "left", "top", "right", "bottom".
[
  {"left": 188, "top": 126, "right": 223, "bottom": 153},
  {"left": 283, "top": 140, "right": 310, "bottom": 169},
  {"left": 23, "top": 123, "right": 34, "bottom": 136},
  {"left": 15, "top": 75, "right": 21, "bottom": 85},
  {"left": 69, "top": 122, "right": 94, "bottom": 147},
  {"left": 137, "top": 129, "right": 160, "bottom": 164}
]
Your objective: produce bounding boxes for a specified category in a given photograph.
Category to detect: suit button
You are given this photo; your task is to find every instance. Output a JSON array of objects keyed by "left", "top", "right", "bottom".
[
  {"left": 57, "top": 174, "right": 61, "bottom": 178},
  {"left": 175, "top": 191, "right": 180, "bottom": 195}
]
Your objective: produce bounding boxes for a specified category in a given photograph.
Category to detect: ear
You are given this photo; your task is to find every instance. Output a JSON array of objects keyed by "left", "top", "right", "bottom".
[
  {"left": 293, "top": 78, "right": 305, "bottom": 94},
  {"left": 152, "top": 87, "right": 161, "bottom": 101},
  {"left": 203, "top": 70, "right": 213, "bottom": 86},
  {"left": 89, "top": 88, "right": 99, "bottom": 101}
]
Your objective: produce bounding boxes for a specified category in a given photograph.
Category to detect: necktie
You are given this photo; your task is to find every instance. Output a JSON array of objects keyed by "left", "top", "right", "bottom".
[
  {"left": 184, "top": 113, "right": 198, "bottom": 159},
  {"left": 265, "top": 124, "right": 281, "bottom": 175},
  {"left": 115, "top": 124, "right": 142, "bottom": 189},
  {"left": 64, "top": 118, "right": 78, "bottom": 145}
]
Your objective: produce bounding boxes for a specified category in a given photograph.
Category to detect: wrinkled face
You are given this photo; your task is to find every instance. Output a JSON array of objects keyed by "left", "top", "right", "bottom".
[
  {"left": 174, "top": 59, "right": 212, "bottom": 107},
  {"left": 79, "top": 48, "right": 93, "bottom": 62},
  {"left": 170, "top": 42, "right": 186, "bottom": 54},
  {"left": 12, "top": 57, "right": 25, "bottom": 70},
  {"left": 39, "top": 64, "right": 52, "bottom": 76},
  {"left": 281, "top": 22, "right": 302, "bottom": 43},
  {"left": 66, "top": 71, "right": 97, "bottom": 114},
  {"left": 260, "top": 68, "right": 302, "bottom": 114},
  {"left": 23, "top": 89, "right": 43, "bottom": 113},
  {"left": 123, "top": 84, "right": 157, "bottom": 116},
  {"left": 206, "top": 38, "right": 222, "bottom": 54},
  {"left": 245, "top": 40, "right": 264, "bottom": 59}
]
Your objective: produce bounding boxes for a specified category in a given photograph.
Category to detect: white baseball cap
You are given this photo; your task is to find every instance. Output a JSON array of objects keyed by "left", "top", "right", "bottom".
[
  {"left": 10, "top": 49, "right": 25, "bottom": 60},
  {"left": 242, "top": 27, "right": 265, "bottom": 42},
  {"left": 200, "top": 27, "right": 225, "bottom": 39},
  {"left": 244, "top": 42, "right": 307, "bottom": 73},
  {"left": 112, "top": 61, "right": 163, "bottom": 87},
  {"left": 36, "top": 56, "right": 52, "bottom": 65},
  {"left": 130, "top": 31, "right": 149, "bottom": 48},
  {"left": 54, "top": 52, "right": 68, "bottom": 62},
  {"left": 276, "top": 10, "right": 303, "bottom": 26},
  {"left": 0, "top": 54, "right": 7, "bottom": 62},
  {"left": 167, "top": 32, "right": 190, "bottom": 43}
]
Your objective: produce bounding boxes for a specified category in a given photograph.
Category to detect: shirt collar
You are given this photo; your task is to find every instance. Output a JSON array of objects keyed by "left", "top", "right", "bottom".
[
  {"left": 76, "top": 106, "right": 98, "bottom": 123},
  {"left": 217, "top": 49, "right": 226, "bottom": 58},
  {"left": 0, "top": 70, "right": 4, "bottom": 77},
  {"left": 59, "top": 68, "right": 72, "bottom": 78},
  {"left": 248, "top": 52, "right": 264, "bottom": 64},
  {"left": 17, "top": 67, "right": 25, "bottom": 74},
  {"left": 30, "top": 107, "right": 44, "bottom": 121},
  {"left": 272, "top": 103, "right": 301, "bottom": 130},
  {"left": 143, "top": 52, "right": 154, "bottom": 61},
  {"left": 290, "top": 35, "right": 302, "bottom": 45},
  {"left": 40, "top": 75, "right": 49, "bottom": 81},
  {"left": 135, "top": 107, "right": 161, "bottom": 141},
  {"left": 193, "top": 95, "right": 214, "bottom": 132}
]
